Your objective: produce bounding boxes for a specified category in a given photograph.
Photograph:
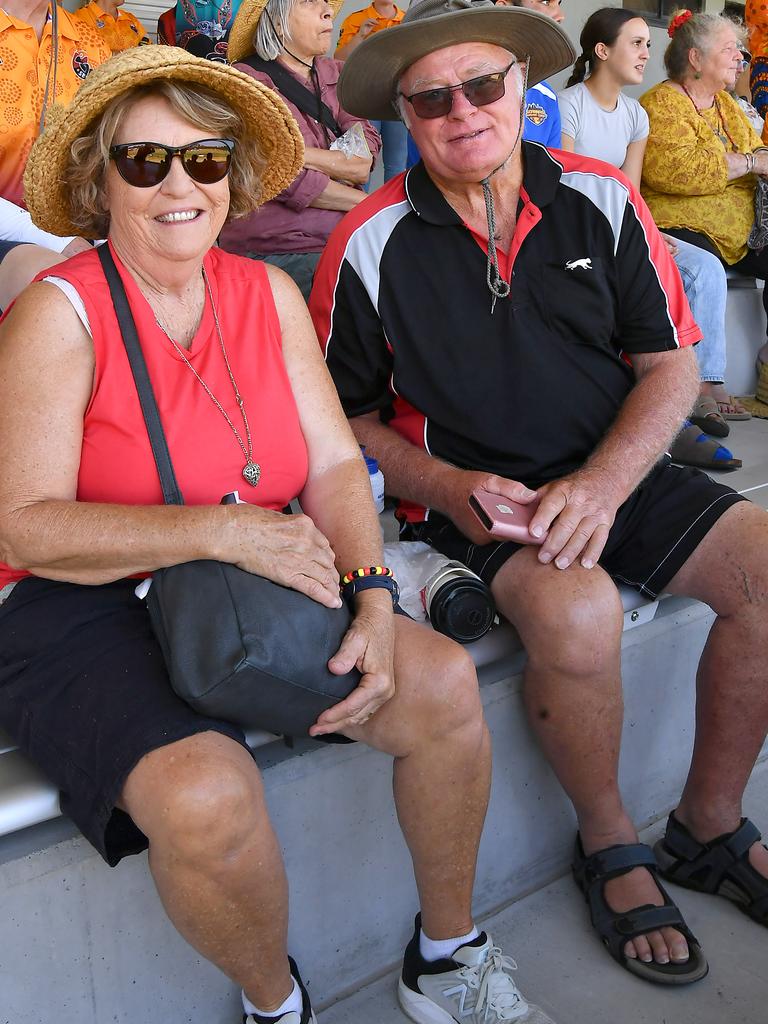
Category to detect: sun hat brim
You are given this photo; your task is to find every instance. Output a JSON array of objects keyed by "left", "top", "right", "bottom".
[
  {"left": 338, "top": 7, "right": 576, "bottom": 122},
  {"left": 228, "top": 0, "right": 344, "bottom": 65},
  {"left": 23, "top": 46, "right": 305, "bottom": 239}
]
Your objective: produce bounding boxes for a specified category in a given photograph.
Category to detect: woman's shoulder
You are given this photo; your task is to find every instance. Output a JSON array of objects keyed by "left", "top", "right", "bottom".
[
  {"left": 207, "top": 247, "right": 271, "bottom": 286},
  {"left": 639, "top": 80, "right": 686, "bottom": 111},
  {"left": 557, "top": 82, "right": 585, "bottom": 103},
  {"left": 315, "top": 56, "right": 343, "bottom": 86},
  {"left": 234, "top": 61, "right": 275, "bottom": 89},
  {"left": 717, "top": 89, "right": 750, "bottom": 120},
  {"left": 617, "top": 91, "right": 648, "bottom": 124}
]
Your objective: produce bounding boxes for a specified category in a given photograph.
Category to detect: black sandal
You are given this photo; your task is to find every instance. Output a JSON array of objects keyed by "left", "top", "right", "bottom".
[
  {"left": 655, "top": 813, "right": 768, "bottom": 927},
  {"left": 572, "top": 835, "right": 709, "bottom": 985}
]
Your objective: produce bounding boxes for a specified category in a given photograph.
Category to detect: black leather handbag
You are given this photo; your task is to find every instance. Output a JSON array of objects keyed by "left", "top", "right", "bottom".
[{"left": 98, "top": 245, "right": 360, "bottom": 737}]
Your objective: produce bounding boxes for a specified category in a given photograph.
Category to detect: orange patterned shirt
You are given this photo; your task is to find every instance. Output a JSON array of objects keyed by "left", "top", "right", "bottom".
[
  {"left": 72, "top": 2, "right": 149, "bottom": 55},
  {"left": 0, "top": 5, "right": 110, "bottom": 208},
  {"left": 336, "top": 3, "right": 404, "bottom": 50},
  {"left": 746, "top": 0, "right": 768, "bottom": 59}
]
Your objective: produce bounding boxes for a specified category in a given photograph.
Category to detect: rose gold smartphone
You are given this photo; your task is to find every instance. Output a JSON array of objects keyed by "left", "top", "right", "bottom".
[{"left": 468, "top": 487, "right": 543, "bottom": 544}]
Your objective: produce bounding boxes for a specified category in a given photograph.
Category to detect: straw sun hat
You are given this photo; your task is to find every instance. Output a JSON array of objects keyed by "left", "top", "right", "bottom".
[
  {"left": 228, "top": 0, "right": 344, "bottom": 65},
  {"left": 338, "top": 0, "right": 576, "bottom": 122},
  {"left": 23, "top": 46, "right": 305, "bottom": 239}
]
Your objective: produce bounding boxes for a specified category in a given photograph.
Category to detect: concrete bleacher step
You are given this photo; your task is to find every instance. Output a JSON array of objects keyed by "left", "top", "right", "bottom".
[
  {"left": 724, "top": 274, "right": 765, "bottom": 398},
  {"left": 320, "top": 758, "right": 768, "bottom": 1024}
]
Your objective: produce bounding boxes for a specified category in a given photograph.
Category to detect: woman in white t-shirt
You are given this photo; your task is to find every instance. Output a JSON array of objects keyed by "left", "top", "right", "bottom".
[{"left": 558, "top": 7, "right": 749, "bottom": 471}]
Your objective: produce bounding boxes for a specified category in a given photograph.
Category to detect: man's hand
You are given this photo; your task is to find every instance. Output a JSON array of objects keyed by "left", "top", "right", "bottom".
[
  {"left": 444, "top": 470, "right": 539, "bottom": 546},
  {"left": 660, "top": 232, "right": 679, "bottom": 258},
  {"left": 310, "top": 592, "right": 395, "bottom": 736},
  {"left": 529, "top": 467, "right": 624, "bottom": 570},
  {"left": 355, "top": 17, "right": 378, "bottom": 38}
]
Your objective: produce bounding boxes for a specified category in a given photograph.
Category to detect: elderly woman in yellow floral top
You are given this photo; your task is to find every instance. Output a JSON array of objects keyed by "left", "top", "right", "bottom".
[{"left": 641, "top": 9, "right": 768, "bottom": 368}]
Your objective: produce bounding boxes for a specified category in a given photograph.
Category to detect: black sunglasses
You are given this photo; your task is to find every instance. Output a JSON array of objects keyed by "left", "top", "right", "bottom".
[
  {"left": 108, "top": 139, "right": 235, "bottom": 188},
  {"left": 402, "top": 60, "right": 518, "bottom": 120}
]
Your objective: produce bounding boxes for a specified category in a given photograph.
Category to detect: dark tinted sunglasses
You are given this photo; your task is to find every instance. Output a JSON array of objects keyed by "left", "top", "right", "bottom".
[
  {"left": 403, "top": 60, "right": 518, "bottom": 120},
  {"left": 108, "top": 139, "right": 235, "bottom": 188}
]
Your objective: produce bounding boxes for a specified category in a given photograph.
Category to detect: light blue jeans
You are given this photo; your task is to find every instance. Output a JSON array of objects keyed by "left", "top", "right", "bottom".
[
  {"left": 369, "top": 119, "right": 408, "bottom": 182},
  {"left": 673, "top": 236, "right": 727, "bottom": 382}
]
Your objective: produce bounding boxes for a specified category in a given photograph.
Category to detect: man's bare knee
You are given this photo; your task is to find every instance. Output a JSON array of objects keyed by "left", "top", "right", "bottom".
[{"left": 494, "top": 557, "right": 623, "bottom": 673}]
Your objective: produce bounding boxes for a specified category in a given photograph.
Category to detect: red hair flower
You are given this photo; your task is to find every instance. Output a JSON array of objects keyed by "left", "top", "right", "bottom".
[{"left": 668, "top": 9, "right": 693, "bottom": 37}]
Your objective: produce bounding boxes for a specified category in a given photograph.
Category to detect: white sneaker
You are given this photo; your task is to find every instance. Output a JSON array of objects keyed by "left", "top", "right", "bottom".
[
  {"left": 398, "top": 915, "right": 555, "bottom": 1024},
  {"left": 243, "top": 957, "right": 316, "bottom": 1024}
]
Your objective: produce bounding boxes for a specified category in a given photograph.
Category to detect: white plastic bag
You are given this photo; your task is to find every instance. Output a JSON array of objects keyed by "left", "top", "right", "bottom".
[
  {"left": 383, "top": 541, "right": 456, "bottom": 621},
  {"left": 329, "top": 121, "right": 371, "bottom": 161}
]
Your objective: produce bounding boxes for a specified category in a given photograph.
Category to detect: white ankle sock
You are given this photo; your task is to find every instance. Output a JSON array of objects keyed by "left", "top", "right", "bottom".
[
  {"left": 419, "top": 924, "right": 480, "bottom": 962},
  {"left": 242, "top": 977, "right": 301, "bottom": 1019}
]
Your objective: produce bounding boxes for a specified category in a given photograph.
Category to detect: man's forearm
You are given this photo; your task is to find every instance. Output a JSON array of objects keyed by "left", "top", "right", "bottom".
[
  {"left": 583, "top": 348, "right": 700, "bottom": 501},
  {"left": 351, "top": 414, "right": 461, "bottom": 515}
]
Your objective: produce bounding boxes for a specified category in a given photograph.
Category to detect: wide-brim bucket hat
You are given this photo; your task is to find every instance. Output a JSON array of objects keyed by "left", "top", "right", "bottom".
[
  {"left": 228, "top": 0, "right": 344, "bottom": 65},
  {"left": 23, "top": 46, "right": 305, "bottom": 239},
  {"left": 338, "top": 0, "right": 576, "bottom": 121}
]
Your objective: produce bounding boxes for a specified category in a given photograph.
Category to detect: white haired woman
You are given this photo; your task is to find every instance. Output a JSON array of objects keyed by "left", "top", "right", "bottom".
[
  {"left": 0, "top": 47, "right": 493, "bottom": 1024},
  {"left": 641, "top": 9, "right": 768, "bottom": 376},
  {"left": 221, "top": 0, "right": 381, "bottom": 299}
]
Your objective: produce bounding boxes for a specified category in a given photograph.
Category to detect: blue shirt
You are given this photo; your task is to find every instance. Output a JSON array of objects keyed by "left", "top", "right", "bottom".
[
  {"left": 522, "top": 80, "right": 561, "bottom": 147},
  {"left": 405, "top": 78, "right": 561, "bottom": 168}
]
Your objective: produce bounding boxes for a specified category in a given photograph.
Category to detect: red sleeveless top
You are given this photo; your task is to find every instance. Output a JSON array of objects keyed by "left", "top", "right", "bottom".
[{"left": 0, "top": 244, "right": 309, "bottom": 586}]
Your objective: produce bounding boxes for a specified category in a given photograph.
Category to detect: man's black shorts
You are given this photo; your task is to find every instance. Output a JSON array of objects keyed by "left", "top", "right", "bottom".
[{"left": 402, "top": 460, "right": 748, "bottom": 597}]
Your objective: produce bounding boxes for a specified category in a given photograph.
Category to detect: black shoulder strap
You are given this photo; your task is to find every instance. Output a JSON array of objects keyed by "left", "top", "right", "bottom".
[
  {"left": 97, "top": 244, "right": 185, "bottom": 507},
  {"left": 240, "top": 55, "right": 343, "bottom": 137}
]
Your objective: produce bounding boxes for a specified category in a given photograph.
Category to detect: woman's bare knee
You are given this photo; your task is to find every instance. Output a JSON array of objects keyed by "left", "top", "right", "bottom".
[{"left": 122, "top": 732, "right": 265, "bottom": 860}]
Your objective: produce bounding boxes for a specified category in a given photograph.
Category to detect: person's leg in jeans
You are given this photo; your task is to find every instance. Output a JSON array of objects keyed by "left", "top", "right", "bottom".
[
  {"left": 247, "top": 252, "right": 321, "bottom": 303},
  {"left": 369, "top": 119, "right": 408, "bottom": 187},
  {"left": 666, "top": 226, "right": 768, "bottom": 368},
  {"left": 671, "top": 238, "right": 748, "bottom": 418},
  {"left": 380, "top": 118, "right": 408, "bottom": 181}
]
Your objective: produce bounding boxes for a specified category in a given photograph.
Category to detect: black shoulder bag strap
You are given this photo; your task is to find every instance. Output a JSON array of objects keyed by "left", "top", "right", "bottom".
[
  {"left": 97, "top": 244, "right": 185, "bottom": 507},
  {"left": 240, "top": 55, "right": 343, "bottom": 138}
]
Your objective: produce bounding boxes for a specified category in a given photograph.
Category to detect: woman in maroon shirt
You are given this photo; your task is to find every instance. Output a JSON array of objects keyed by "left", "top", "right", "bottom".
[{"left": 221, "top": 0, "right": 380, "bottom": 298}]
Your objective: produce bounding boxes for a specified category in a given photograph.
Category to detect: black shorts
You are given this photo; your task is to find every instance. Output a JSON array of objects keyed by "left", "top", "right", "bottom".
[
  {"left": 0, "top": 239, "right": 23, "bottom": 263},
  {"left": 402, "top": 460, "right": 748, "bottom": 597},
  {"left": 0, "top": 578, "right": 248, "bottom": 866}
]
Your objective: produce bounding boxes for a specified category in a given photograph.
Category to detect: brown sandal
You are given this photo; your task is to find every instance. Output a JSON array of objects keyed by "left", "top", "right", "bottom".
[
  {"left": 689, "top": 395, "right": 729, "bottom": 437},
  {"left": 670, "top": 422, "right": 741, "bottom": 471}
]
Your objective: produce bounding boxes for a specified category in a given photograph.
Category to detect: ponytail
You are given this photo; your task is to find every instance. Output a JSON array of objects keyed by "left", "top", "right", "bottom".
[{"left": 566, "top": 51, "right": 589, "bottom": 87}]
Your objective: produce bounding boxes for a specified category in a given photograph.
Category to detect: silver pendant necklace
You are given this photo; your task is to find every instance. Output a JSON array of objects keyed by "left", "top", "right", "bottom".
[{"left": 154, "top": 270, "right": 261, "bottom": 487}]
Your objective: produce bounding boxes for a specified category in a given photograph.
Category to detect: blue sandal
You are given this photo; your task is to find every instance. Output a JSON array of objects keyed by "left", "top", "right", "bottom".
[{"left": 573, "top": 836, "right": 709, "bottom": 985}]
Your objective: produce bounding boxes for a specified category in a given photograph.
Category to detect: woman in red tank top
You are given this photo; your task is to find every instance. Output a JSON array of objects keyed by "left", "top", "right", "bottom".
[{"left": 0, "top": 47, "right": 491, "bottom": 1024}]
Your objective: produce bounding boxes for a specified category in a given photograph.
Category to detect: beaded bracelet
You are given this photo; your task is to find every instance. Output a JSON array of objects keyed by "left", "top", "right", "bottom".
[
  {"left": 340, "top": 565, "right": 394, "bottom": 586},
  {"left": 341, "top": 574, "right": 399, "bottom": 606}
]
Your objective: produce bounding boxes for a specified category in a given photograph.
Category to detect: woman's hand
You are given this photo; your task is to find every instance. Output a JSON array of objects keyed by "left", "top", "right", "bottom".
[
  {"left": 660, "top": 232, "right": 679, "bottom": 257},
  {"left": 223, "top": 505, "right": 341, "bottom": 608},
  {"left": 310, "top": 591, "right": 396, "bottom": 736},
  {"left": 753, "top": 149, "right": 768, "bottom": 177},
  {"left": 303, "top": 145, "right": 372, "bottom": 186}
]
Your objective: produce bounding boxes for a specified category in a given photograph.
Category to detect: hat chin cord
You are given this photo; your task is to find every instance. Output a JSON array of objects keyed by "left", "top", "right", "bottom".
[{"left": 480, "top": 58, "right": 528, "bottom": 314}]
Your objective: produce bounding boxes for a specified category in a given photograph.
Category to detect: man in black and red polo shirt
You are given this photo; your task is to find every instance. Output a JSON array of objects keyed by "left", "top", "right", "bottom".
[{"left": 310, "top": 0, "right": 768, "bottom": 1005}]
